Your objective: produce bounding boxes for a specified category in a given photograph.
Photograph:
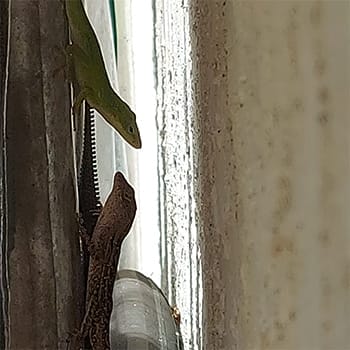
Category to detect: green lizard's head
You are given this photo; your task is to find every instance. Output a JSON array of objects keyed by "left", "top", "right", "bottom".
[
  {"left": 119, "top": 111, "right": 142, "bottom": 149},
  {"left": 108, "top": 97, "right": 142, "bottom": 149}
]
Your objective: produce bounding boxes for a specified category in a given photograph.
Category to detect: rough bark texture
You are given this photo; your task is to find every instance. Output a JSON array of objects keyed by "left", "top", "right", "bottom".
[
  {"left": 5, "top": 0, "right": 82, "bottom": 348},
  {"left": 0, "top": 1, "right": 9, "bottom": 347}
]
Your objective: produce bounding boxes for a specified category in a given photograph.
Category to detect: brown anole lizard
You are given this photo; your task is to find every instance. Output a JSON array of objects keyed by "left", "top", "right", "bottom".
[{"left": 73, "top": 172, "right": 137, "bottom": 350}]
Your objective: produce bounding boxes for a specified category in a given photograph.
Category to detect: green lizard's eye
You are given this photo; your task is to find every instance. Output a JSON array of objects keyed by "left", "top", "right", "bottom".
[{"left": 128, "top": 126, "right": 134, "bottom": 134}]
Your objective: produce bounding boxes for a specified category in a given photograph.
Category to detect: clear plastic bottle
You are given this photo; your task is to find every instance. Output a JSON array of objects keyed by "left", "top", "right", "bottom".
[{"left": 111, "top": 269, "right": 184, "bottom": 350}]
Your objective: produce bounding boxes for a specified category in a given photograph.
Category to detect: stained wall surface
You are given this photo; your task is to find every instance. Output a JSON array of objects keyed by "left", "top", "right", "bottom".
[{"left": 192, "top": 1, "right": 350, "bottom": 349}]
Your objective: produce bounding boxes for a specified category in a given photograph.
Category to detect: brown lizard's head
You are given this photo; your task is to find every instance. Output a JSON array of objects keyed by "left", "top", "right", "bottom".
[
  {"left": 89, "top": 172, "right": 137, "bottom": 264},
  {"left": 114, "top": 172, "right": 137, "bottom": 226}
]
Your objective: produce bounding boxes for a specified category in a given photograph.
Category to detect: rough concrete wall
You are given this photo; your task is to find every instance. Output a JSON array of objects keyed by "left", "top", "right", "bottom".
[
  {"left": 153, "top": 0, "right": 202, "bottom": 347},
  {"left": 192, "top": 1, "right": 350, "bottom": 349}
]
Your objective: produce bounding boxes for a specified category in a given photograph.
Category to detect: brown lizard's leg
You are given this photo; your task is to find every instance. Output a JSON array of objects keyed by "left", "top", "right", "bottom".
[
  {"left": 79, "top": 221, "right": 91, "bottom": 248},
  {"left": 65, "top": 327, "right": 84, "bottom": 350}
]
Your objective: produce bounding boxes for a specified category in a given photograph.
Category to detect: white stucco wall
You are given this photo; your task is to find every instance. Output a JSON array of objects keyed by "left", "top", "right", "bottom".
[{"left": 193, "top": 1, "right": 350, "bottom": 349}]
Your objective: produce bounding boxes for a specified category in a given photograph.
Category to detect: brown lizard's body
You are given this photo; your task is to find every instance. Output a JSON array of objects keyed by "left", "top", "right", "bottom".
[{"left": 76, "top": 172, "right": 137, "bottom": 350}]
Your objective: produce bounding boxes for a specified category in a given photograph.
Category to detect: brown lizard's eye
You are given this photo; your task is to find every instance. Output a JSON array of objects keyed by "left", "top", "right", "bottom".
[
  {"left": 128, "top": 126, "right": 134, "bottom": 134},
  {"left": 123, "top": 191, "right": 132, "bottom": 202}
]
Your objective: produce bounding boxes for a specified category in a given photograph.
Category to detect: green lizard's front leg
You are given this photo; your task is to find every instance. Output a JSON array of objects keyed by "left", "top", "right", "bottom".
[
  {"left": 66, "top": 43, "right": 96, "bottom": 119},
  {"left": 72, "top": 87, "right": 92, "bottom": 118}
]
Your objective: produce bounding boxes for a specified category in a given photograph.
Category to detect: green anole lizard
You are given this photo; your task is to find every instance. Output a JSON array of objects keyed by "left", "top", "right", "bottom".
[
  {"left": 65, "top": 0, "right": 142, "bottom": 149},
  {"left": 72, "top": 172, "right": 137, "bottom": 350}
]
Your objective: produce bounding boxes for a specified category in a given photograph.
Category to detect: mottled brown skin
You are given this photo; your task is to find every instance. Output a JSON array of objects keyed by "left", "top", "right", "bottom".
[{"left": 76, "top": 172, "right": 137, "bottom": 350}]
